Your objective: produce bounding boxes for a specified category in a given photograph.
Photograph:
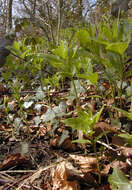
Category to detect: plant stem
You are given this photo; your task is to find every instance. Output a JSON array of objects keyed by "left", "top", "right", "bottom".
[
  {"left": 93, "top": 139, "right": 101, "bottom": 184},
  {"left": 72, "top": 79, "right": 80, "bottom": 108}
]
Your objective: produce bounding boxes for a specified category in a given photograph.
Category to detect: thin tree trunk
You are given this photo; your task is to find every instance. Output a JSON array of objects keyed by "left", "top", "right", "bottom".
[
  {"left": 32, "top": 0, "right": 36, "bottom": 16},
  {"left": 7, "top": 0, "right": 13, "bottom": 32},
  {"left": 57, "top": 0, "right": 63, "bottom": 45}
]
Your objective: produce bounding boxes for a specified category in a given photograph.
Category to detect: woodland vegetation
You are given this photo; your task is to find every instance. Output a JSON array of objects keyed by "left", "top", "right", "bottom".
[{"left": 0, "top": 0, "right": 132, "bottom": 189}]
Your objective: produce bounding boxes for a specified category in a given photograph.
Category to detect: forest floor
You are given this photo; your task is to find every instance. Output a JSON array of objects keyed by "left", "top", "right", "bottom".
[{"left": 0, "top": 75, "right": 132, "bottom": 190}]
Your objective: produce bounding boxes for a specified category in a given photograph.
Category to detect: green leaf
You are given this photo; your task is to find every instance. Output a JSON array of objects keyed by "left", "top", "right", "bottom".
[
  {"left": 44, "top": 54, "right": 64, "bottom": 63},
  {"left": 63, "top": 110, "right": 94, "bottom": 135},
  {"left": 76, "top": 30, "right": 90, "bottom": 47},
  {"left": 118, "top": 134, "right": 132, "bottom": 146},
  {"left": 91, "top": 38, "right": 109, "bottom": 46},
  {"left": 108, "top": 168, "right": 132, "bottom": 190},
  {"left": 13, "top": 41, "right": 21, "bottom": 51},
  {"left": 77, "top": 73, "right": 98, "bottom": 85},
  {"left": 113, "top": 106, "right": 132, "bottom": 120},
  {"left": 93, "top": 105, "right": 104, "bottom": 124},
  {"left": 63, "top": 106, "right": 104, "bottom": 136},
  {"left": 52, "top": 41, "right": 68, "bottom": 59},
  {"left": 72, "top": 139, "right": 91, "bottom": 144},
  {"left": 42, "top": 54, "right": 64, "bottom": 69},
  {"left": 106, "top": 42, "right": 129, "bottom": 55},
  {"left": 94, "top": 131, "right": 109, "bottom": 144}
]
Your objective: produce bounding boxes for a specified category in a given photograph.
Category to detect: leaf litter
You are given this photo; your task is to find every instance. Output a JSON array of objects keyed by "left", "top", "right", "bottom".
[{"left": 0, "top": 77, "right": 132, "bottom": 190}]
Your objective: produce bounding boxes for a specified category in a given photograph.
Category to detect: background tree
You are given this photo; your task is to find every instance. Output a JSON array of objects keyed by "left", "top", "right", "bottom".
[{"left": 7, "top": 0, "right": 13, "bottom": 32}]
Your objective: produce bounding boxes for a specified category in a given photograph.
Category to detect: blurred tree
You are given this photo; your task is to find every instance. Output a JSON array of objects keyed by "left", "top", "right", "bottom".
[
  {"left": 7, "top": 0, "right": 13, "bottom": 31},
  {"left": 14, "top": 0, "right": 96, "bottom": 43}
]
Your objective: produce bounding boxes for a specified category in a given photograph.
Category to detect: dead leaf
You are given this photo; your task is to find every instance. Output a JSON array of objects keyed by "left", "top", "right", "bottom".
[
  {"left": 61, "top": 138, "right": 76, "bottom": 152},
  {"left": 122, "top": 147, "right": 132, "bottom": 158},
  {"left": 98, "top": 184, "right": 111, "bottom": 190},
  {"left": 0, "top": 153, "right": 30, "bottom": 170},
  {"left": 112, "top": 135, "right": 126, "bottom": 146},
  {"left": 51, "top": 161, "right": 80, "bottom": 190},
  {"left": 70, "top": 155, "right": 98, "bottom": 173},
  {"left": 107, "top": 99, "right": 114, "bottom": 107},
  {"left": 94, "top": 122, "right": 116, "bottom": 137},
  {"left": 103, "top": 82, "right": 110, "bottom": 90},
  {"left": 50, "top": 136, "right": 76, "bottom": 152}
]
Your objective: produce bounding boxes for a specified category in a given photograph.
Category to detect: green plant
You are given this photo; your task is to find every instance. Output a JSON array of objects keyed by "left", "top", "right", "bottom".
[
  {"left": 113, "top": 98, "right": 132, "bottom": 120},
  {"left": 11, "top": 79, "right": 31, "bottom": 136},
  {"left": 63, "top": 105, "right": 104, "bottom": 183},
  {"left": 76, "top": 19, "right": 131, "bottom": 103},
  {"left": 41, "top": 41, "right": 98, "bottom": 107},
  {"left": 4, "top": 96, "right": 15, "bottom": 137},
  {"left": 118, "top": 133, "right": 132, "bottom": 146}
]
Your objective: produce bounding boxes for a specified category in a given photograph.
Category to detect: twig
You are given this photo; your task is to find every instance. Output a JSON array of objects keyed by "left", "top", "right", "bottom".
[{"left": 6, "top": 159, "right": 66, "bottom": 190}]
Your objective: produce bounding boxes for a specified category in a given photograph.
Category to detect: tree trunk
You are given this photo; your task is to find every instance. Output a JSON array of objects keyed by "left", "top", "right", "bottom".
[{"left": 7, "top": 0, "right": 13, "bottom": 32}]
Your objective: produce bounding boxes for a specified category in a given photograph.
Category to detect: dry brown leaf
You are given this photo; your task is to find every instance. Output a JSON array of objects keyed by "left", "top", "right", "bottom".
[
  {"left": 103, "top": 82, "right": 110, "bottom": 90},
  {"left": 101, "top": 163, "right": 111, "bottom": 176},
  {"left": 98, "top": 184, "right": 111, "bottom": 190},
  {"left": 112, "top": 135, "right": 126, "bottom": 146},
  {"left": 0, "top": 153, "right": 30, "bottom": 170},
  {"left": 61, "top": 138, "right": 76, "bottom": 152},
  {"left": 110, "top": 160, "right": 130, "bottom": 173},
  {"left": 51, "top": 161, "right": 80, "bottom": 190},
  {"left": 94, "top": 122, "right": 116, "bottom": 137},
  {"left": 107, "top": 99, "right": 114, "bottom": 106},
  {"left": 66, "top": 160, "right": 98, "bottom": 187},
  {"left": 50, "top": 136, "right": 76, "bottom": 152},
  {"left": 70, "top": 155, "right": 98, "bottom": 173},
  {"left": 50, "top": 135, "right": 60, "bottom": 147},
  {"left": 122, "top": 147, "right": 132, "bottom": 158}
]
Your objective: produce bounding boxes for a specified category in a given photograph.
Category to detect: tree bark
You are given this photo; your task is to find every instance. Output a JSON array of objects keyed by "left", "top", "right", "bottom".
[{"left": 7, "top": 0, "right": 13, "bottom": 32}]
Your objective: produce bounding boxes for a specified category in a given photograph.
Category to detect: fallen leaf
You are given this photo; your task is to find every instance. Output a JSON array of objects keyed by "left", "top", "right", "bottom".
[
  {"left": 122, "top": 147, "right": 132, "bottom": 158},
  {"left": 51, "top": 161, "right": 80, "bottom": 190},
  {"left": 94, "top": 122, "right": 116, "bottom": 137},
  {"left": 70, "top": 155, "right": 98, "bottom": 173},
  {"left": 98, "top": 184, "right": 111, "bottom": 190},
  {"left": 0, "top": 153, "right": 30, "bottom": 170}
]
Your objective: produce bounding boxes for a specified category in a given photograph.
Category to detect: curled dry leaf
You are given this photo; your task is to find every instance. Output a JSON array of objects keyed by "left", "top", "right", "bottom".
[{"left": 51, "top": 161, "right": 80, "bottom": 190}]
